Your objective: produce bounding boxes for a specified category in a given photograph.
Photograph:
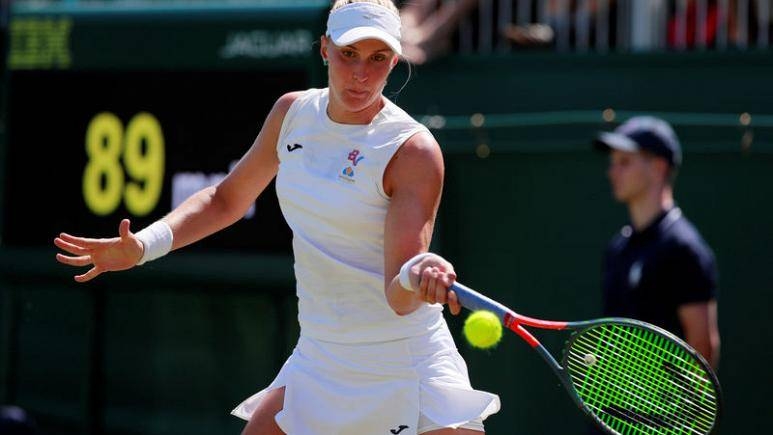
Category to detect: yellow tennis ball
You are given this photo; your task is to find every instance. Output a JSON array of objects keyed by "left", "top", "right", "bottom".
[{"left": 463, "top": 310, "right": 503, "bottom": 349}]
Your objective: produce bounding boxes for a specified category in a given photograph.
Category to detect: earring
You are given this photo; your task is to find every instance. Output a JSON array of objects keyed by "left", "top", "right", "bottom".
[{"left": 322, "top": 59, "right": 328, "bottom": 66}]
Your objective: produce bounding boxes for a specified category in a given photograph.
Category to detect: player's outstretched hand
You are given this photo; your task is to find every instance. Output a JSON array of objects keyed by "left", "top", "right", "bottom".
[{"left": 54, "top": 219, "right": 144, "bottom": 282}]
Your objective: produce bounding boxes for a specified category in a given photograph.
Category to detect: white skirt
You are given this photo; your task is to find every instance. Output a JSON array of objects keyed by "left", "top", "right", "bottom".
[{"left": 231, "top": 320, "right": 500, "bottom": 435}]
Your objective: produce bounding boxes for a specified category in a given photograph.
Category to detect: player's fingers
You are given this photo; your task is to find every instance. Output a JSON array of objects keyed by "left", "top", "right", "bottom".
[
  {"left": 436, "top": 269, "right": 456, "bottom": 289},
  {"left": 447, "top": 289, "right": 461, "bottom": 315},
  {"left": 429, "top": 268, "right": 449, "bottom": 305},
  {"left": 119, "top": 219, "right": 132, "bottom": 239},
  {"left": 54, "top": 237, "right": 91, "bottom": 256},
  {"left": 432, "top": 271, "right": 449, "bottom": 305},
  {"left": 420, "top": 267, "right": 439, "bottom": 304},
  {"left": 74, "top": 267, "right": 101, "bottom": 283},
  {"left": 416, "top": 265, "right": 427, "bottom": 294},
  {"left": 58, "top": 232, "right": 106, "bottom": 247},
  {"left": 421, "top": 256, "right": 453, "bottom": 274},
  {"left": 56, "top": 253, "right": 93, "bottom": 267}
]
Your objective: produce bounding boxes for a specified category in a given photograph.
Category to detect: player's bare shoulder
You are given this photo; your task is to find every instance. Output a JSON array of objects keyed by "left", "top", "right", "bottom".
[
  {"left": 401, "top": 130, "right": 441, "bottom": 156},
  {"left": 272, "top": 91, "right": 305, "bottom": 118},
  {"left": 256, "top": 91, "right": 305, "bottom": 144},
  {"left": 384, "top": 131, "right": 443, "bottom": 197},
  {"left": 392, "top": 130, "right": 443, "bottom": 171}
]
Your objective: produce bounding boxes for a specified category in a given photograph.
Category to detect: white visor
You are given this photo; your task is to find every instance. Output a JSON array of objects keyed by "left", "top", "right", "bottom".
[{"left": 326, "top": 2, "right": 402, "bottom": 55}]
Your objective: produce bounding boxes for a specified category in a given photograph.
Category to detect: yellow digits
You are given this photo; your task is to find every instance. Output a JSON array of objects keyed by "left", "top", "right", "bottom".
[{"left": 83, "top": 112, "right": 165, "bottom": 216}]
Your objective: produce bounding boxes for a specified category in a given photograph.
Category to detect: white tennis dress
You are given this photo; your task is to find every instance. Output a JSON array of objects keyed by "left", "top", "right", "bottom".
[{"left": 231, "top": 88, "right": 500, "bottom": 434}]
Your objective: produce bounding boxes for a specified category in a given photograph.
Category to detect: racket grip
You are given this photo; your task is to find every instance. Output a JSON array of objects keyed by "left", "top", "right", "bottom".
[{"left": 451, "top": 282, "right": 510, "bottom": 322}]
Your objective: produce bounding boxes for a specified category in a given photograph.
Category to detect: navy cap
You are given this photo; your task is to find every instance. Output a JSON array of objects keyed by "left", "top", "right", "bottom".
[{"left": 594, "top": 116, "right": 682, "bottom": 167}]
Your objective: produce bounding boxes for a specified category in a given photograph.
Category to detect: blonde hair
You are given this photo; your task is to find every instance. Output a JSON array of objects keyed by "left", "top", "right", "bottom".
[{"left": 330, "top": 0, "right": 399, "bottom": 15}]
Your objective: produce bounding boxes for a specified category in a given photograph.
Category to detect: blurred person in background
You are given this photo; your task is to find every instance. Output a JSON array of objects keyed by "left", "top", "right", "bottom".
[
  {"left": 593, "top": 116, "right": 721, "bottom": 371},
  {"left": 54, "top": 0, "right": 500, "bottom": 434},
  {"left": 399, "top": 0, "right": 553, "bottom": 63},
  {"left": 668, "top": 0, "right": 727, "bottom": 48},
  {"left": 667, "top": 0, "right": 769, "bottom": 49},
  {"left": 399, "top": 0, "right": 612, "bottom": 63},
  {"left": 504, "top": 0, "right": 616, "bottom": 49},
  {"left": 399, "top": 0, "right": 479, "bottom": 63}
]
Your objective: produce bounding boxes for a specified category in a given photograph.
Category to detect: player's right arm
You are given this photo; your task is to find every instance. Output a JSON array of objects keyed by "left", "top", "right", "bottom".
[
  {"left": 54, "top": 91, "right": 302, "bottom": 282},
  {"left": 382, "top": 131, "right": 459, "bottom": 316}
]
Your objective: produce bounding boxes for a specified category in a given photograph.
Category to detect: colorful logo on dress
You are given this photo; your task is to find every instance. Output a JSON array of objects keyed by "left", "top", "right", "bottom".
[
  {"left": 348, "top": 149, "right": 364, "bottom": 166},
  {"left": 340, "top": 149, "right": 364, "bottom": 182}
]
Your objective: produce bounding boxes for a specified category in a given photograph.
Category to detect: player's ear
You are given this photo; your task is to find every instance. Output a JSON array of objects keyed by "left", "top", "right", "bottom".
[{"left": 320, "top": 36, "right": 329, "bottom": 62}]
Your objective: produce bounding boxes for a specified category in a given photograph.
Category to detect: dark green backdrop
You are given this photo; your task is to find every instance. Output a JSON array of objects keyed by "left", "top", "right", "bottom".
[{"left": 1, "top": 3, "right": 771, "bottom": 434}]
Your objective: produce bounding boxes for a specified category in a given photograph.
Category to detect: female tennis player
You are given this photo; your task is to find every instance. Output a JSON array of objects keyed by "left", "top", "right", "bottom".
[{"left": 53, "top": 1, "right": 500, "bottom": 433}]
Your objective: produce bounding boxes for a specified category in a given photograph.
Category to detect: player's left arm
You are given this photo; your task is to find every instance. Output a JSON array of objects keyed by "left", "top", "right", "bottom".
[
  {"left": 678, "top": 299, "right": 720, "bottom": 369},
  {"left": 382, "top": 131, "right": 459, "bottom": 316}
]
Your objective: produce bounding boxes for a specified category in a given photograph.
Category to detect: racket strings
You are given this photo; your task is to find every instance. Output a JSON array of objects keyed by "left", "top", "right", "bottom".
[
  {"left": 566, "top": 324, "right": 718, "bottom": 434},
  {"left": 569, "top": 338, "right": 714, "bottom": 430},
  {"left": 569, "top": 326, "right": 716, "bottom": 434},
  {"left": 608, "top": 327, "right": 718, "bottom": 411},
  {"left": 571, "top": 328, "right": 718, "bottom": 412},
  {"left": 569, "top": 330, "right": 707, "bottom": 431},
  {"left": 570, "top": 327, "right": 716, "bottom": 432},
  {"left": 576, "top": 326, "right": 716, "bottom": 407},
  {"left": 568, "top": 354, "right": 707, "bottom": 433},
  {"left": 567, "top": 347, "right": 716, "bottom": 426},
  {"left": 567, "top": 347, "right": 711, "bottom": 422}
]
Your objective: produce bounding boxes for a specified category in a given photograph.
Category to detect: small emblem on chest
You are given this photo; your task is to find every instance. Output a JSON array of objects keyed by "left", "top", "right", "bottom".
[{"left": 339, "top": 148, "right": 365, "bottom": 182}]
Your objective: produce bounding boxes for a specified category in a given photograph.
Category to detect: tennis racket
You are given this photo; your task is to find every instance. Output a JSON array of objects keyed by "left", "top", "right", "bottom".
[{"left": 451, "top": 281, "right": 722, "bottom": 435}]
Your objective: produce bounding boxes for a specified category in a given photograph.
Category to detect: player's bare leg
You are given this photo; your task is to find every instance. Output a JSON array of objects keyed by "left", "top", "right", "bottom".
[{"left": 240, "top": 387, "right": 285, "bottom": 435}]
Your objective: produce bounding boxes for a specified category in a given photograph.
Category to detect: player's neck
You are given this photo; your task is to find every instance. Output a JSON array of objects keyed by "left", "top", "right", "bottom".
[
  {"left": 327, "top": 94, "right": 385, "bottom": 125},
  {"left": 627, "top": 188, "right": 674, "bottom": 231}
]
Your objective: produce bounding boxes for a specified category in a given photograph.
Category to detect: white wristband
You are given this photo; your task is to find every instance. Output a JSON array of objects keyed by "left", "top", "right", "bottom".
[
  {"left": 135, "top": 220, "right": 174, "bottom": 265},
  {"left": 398, "top": 252, "right": 434, "bottom": 291}
]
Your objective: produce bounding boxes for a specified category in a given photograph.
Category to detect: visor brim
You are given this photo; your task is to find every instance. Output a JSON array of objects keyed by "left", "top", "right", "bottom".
[{"left": 330, "top": 27, "right": 402, "bottom": 55}]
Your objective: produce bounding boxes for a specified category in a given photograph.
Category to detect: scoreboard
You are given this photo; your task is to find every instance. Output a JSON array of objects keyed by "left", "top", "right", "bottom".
[{"left": 1, "top": 1, "right": 328, "bottom": 253}]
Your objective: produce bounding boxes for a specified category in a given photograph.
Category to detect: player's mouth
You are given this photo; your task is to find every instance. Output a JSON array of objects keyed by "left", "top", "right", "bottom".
[{"left": 346, "top": 88, "right": 370, "bottom": 99}]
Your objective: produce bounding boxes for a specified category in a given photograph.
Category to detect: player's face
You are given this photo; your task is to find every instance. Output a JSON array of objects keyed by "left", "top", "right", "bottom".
[
  {"left": 322, "top": 37, "right": 397, "bottom": 123},
  {"left": 607, "top": 150, "right": 657, "bottom": 203}
]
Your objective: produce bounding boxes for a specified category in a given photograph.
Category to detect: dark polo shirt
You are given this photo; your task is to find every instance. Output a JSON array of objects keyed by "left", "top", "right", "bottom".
[{"left": 602, "top": 207, "right": 718, "bottom": 338}]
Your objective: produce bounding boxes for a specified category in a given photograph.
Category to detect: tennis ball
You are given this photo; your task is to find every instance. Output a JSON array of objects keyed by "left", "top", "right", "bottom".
[{"left": 463, "top": 310, "right": 503, "bottom": 349}]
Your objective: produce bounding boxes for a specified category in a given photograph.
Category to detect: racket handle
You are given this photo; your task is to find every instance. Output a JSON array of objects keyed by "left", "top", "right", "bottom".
[{"left": 451, "top": 282, "right": 510, "bottom": 322}]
